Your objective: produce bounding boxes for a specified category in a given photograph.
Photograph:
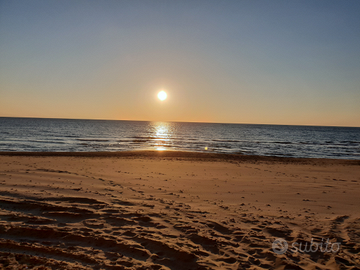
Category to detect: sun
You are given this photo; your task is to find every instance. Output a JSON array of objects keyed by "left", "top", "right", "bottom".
[{"left": 157, "top": 90, "right": 167, "bottom": 101}]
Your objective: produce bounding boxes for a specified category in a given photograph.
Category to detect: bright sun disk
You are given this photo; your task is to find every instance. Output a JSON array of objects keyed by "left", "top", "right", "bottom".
[{"left": 157, "top": 91, "right": 167, "bottom": 101}]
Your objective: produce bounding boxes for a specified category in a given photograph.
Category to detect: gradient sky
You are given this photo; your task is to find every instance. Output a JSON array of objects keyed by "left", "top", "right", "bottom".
[{"left": 1, "top": 0, "right": 359, "bottom": 126}]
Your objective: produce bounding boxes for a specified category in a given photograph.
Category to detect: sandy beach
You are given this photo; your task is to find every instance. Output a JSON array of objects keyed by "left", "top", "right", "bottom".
[{"left": 0, "top": 151, "right": 359, "bottom": 269}]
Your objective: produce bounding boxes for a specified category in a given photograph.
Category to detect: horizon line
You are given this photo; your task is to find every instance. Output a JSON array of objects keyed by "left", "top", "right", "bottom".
[{"left": 1, "top": 116, "right": 359, "bottom": 128}]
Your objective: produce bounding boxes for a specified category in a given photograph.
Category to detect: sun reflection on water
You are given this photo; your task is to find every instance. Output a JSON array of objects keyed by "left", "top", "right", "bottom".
[{"left": 150, "top": 122, "right": 174, "bottom": 151}]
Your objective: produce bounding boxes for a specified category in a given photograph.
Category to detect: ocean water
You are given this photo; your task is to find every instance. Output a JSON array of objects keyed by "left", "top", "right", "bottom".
[{"left": 0, "top": 117, "right": 359, "bottom": 159}]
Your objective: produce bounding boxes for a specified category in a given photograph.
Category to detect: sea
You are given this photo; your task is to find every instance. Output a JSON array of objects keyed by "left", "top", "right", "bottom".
[{"left": 0, "top": 117, "right": 359, "bottom": 159}]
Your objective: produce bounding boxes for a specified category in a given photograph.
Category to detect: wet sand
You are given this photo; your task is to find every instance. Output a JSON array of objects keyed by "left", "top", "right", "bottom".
[{"left": 0, "top": 151, "right": 359, "bottom": 269}]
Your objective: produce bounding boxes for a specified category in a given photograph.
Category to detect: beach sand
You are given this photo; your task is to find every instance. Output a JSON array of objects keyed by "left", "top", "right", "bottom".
[{"left": 0, "top": 151, "right": 359, "bottom": 269}]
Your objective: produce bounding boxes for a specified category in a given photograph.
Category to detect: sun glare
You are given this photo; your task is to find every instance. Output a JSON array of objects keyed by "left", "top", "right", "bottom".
[{"left": 157, "top": 91, "right": 167, "bottom": 101}]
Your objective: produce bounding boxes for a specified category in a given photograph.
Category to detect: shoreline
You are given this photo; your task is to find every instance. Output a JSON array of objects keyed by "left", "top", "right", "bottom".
[{"left": 0, "top": 150, "right": 359, "bottom": 165}]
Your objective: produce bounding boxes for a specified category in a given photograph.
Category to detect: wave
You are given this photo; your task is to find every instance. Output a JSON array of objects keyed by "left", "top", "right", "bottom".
[
  {"left": 131, "top": 136, "right": 154, "bottom": 140},
  {"left": 211, "top": 139, "right": 241, "bottom": 143},
  {"left": 77, "top": 139, "right": 110, "bottom": 142}
]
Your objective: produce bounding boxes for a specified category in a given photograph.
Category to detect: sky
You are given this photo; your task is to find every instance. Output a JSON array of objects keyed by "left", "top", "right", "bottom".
[{"left": 1, "top": 0, "right": 360, "bottom": 126}]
